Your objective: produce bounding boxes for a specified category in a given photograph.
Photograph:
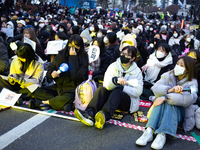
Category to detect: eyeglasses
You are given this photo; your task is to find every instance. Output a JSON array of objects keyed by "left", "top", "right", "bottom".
[{"left": 121, "top": 52, "right": 132, "bottom": 58}]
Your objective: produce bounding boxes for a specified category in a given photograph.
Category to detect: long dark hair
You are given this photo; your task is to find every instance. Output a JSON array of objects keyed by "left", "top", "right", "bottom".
[
  {"left": 17, "top": 43, "right": 38, "bottom": 73},
  {"left": 71, "top": 26, "right": 80, "bottom": 35},
  {"left": 172, "top": 56, "right": 197, "bottom": 81},
  {"left": 64, "top": 34, "right": 88, "bottom": 80},
  {"left": 107, "top": 32, "right": 116, "bottom": 44}
]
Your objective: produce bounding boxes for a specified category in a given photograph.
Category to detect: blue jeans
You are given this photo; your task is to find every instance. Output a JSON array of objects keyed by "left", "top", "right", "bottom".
[{"left": 146, "top": 102, "right": 185, "bottom": 137}]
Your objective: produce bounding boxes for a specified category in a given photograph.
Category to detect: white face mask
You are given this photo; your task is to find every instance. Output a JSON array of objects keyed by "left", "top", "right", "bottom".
[
  {"left": 171, "top": 25, "right": 174, "bottom": 28},
  {"left": 190, "top": 35, "right": 194, "bottom": 39},
  {"left": 39, "top": 23, "right": 45, "bottom": 28},
  {"left": 7, "top": 25, "right": 12, "bottom": 29},
  {"left": 89, "top": 26, "right": 94, "bottom": 32},
  {"left": 97, "top": 32, "right": 102, "bottom": 37},
  {"left": 150, "top": 27, "right": 153, "bottom": 31},
  {"left": 149, "top": 43, "right": 154, "bottom": 48},
  {"left": 156, "top": 51, "right": 165, "bottom": 58},
  {"left": 59, "top": 28, "right": 64, "bottom": 32},
  {"left": 107, "top": 30, "right": 112, "bottom": 33},
  {"left": 174, "top": 65, "right": 185, "bottom": 76},
  {"left": 187, "top": 37, "right": 191, "bottom": 42},
  {"left": 103, "top": 36, "right": 109, "bottom": 44},
  {"left": 173, "top": 33, "right": 178, "bottom": 38},
  {"left": 145, "top": 26, "right": 149, "bottom": 31}
]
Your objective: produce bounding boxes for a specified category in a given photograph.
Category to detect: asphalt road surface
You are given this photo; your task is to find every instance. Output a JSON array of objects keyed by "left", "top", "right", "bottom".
[{"left": 0, "top": 103, "right": 200, "bottom": 150}]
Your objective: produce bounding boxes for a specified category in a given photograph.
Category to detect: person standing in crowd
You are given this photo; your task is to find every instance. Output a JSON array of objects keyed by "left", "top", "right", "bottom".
[
  {"left": 136, "top": 56, "right": 197, "bottom": 149},
  {"left": 74, "top": 46, "right": 143, "bottom": 129}
]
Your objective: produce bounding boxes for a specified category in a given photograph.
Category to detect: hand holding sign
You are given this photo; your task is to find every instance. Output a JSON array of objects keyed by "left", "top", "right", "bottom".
[{"left": 88, "top": 45, "right": 100, "bottom": 63}]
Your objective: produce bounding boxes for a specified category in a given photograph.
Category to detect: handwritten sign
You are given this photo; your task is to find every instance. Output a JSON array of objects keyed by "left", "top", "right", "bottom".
[
  {"left": 88, "top": 45, "right": 100, "bottom": 63},
  {"left": 46, "top": 40, "right": 68, "bottom": 55},
  {"left": 1, "top": 28, "right": 14, "bottom": 37},
  {"left": 24, "top": 37, "right": 36, "bottom": 51},
  {"left": 0, "top": 88, "right": 21, "bottom": 106}
]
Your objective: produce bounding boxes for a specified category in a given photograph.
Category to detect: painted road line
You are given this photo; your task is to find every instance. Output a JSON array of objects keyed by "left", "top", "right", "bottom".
[
  {"left": 106, "top": 119, "right": 197, "bottom": 143},
  {"left": 21, "top": 101, "right": 197, "bottom": 143},
  {"left": 12, "top": 106, "right": 79, "bottom": 122},
  {"left": 0, "top": 110, "right": 55, "bottom": 149}
]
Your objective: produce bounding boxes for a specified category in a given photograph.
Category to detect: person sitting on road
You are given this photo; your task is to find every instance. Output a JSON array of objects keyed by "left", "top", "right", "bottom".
[
  {"left": 91, "top": 37, "right": 110, "bottom": 84},
  {"left": 28, "top": 34, "right": 88, "bottom": 112},
  {"left": 0, "top": 43, "right": 44, "bottom": 104},
  {"left": 186, "top": 50, "right": 200, "bottom": 106},
  {"left": 140, "top": 43, "right": 174, "bottom": 100},
  {"left": 103, "top": 32, "right": 120, "bottom": 64},
  {"left": 74, "top": 46, "right": 143, "bottom": 129},
  {"left": 136, "top": 56, "right": 198, "bottom": 149}
]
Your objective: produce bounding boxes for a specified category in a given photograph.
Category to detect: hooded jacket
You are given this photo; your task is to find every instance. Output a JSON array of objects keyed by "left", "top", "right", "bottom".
[
  {"left": 103, "top": 58, "right": 143, "bottom": 113},
  {"left": 120, "top": 34, "right": 144, "bottom": 68},
  {"left": 9, "top": 56, "right": 44, "bottom": 93},
  {"left": 58, "top": 23, "right": 69, "bottom": 38},
  {"left": 151, "top": 71, "right": 198, "bottom": 132}
]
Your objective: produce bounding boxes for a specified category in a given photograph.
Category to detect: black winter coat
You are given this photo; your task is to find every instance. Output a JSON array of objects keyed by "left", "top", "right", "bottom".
[
  {"left": 106, "top": 44, "right": 120, "bottom": 64},
  {"left": 46, "top": 48, "right": 88, "bottom": 94}
]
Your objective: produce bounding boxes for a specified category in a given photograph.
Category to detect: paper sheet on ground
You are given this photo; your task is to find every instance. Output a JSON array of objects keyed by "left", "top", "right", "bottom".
[{"left": 0, "top": 88, "right": 21, "bottom": 106}]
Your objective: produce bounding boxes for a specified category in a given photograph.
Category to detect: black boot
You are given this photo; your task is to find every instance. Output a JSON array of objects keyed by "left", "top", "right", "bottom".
[
  {"left": 28, "top": 99, "right": 42, "bottom": 109},
  {"left": 15, "top": 98, "right": 23, "bottom": 106}
]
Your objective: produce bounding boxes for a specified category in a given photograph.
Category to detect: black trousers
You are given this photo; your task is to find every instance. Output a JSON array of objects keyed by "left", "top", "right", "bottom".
[
  {"left": 87, "top": 86, "right": 131, "bottom": 119},
  {"left": 34, "top": 84, "right": 75, "bottom": 110},
  {"left": 0, "top": 77, "right": 32, "bottom": 99}
]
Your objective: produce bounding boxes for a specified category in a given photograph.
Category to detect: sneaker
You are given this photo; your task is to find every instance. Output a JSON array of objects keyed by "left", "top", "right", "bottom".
[
  {"left": 151, "top": 133, "right": 166, "bottom": 150},
  {"left": 74, "top": 108, "right": 94, "bottom": 126},
  {"left": 135, "top": 129, "right": 153, "bottom": 146},
  {"left": 94, "top": 110, "right": 106, "bottom": 129},
  {"left": 28, "top": 99, "right": 42, "bottom": 109}
]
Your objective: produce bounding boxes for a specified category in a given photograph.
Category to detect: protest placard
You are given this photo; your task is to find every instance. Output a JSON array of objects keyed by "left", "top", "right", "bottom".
[
  {"left": 0, "top": 88, "right": 21, "bottom": 106},
  {"left": 24, "top": 37, "right": 36, "bottom": 51},
  {"left": 88, "top": 45, "right": 100, "bottom": 63},
  {"left": 1, "top": 28, "right": 14, "bottom": 37},
  {"left": 46, "top": 40, "right": 68, "bottom": 54}
]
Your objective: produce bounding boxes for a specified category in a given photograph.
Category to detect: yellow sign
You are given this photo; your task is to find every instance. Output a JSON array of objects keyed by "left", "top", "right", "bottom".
[{"left": 190, "top": 25, "right": 199, "bottom": 30}]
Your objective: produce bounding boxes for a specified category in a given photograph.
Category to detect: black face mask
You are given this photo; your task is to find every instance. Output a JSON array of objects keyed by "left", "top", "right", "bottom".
[{"left": 120, "top": 55, "right": 130, "bottom": 64}]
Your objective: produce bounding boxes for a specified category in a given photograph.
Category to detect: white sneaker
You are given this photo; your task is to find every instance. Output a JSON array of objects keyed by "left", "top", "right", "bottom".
[
  {"left": 135, "top": 129, "right": 153, "bottom": 146},
  {"left": 151, "top": 133, "right": 166, "bottom": 149}
]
